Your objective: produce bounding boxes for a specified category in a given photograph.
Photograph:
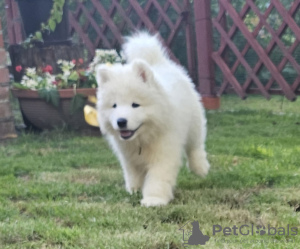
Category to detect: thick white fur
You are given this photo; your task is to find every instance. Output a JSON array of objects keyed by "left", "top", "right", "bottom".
[{"left": 96, "top": 32, "right": 210, "bottom": 207}]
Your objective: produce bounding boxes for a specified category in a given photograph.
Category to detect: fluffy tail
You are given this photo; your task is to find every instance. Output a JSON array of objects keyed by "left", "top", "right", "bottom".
[{"left": 122, "top": 32, "right": 168, "bottom": 65}]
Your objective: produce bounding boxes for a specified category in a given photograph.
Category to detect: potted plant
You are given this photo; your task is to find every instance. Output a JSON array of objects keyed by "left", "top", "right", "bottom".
[{"left": 11, "top": 50, "right": 125, "bottom": 131}]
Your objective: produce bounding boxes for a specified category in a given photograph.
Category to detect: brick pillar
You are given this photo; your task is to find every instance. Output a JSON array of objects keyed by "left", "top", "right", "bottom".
[{"left": 0, "top": 17, "right": 17, "bottom": 140}]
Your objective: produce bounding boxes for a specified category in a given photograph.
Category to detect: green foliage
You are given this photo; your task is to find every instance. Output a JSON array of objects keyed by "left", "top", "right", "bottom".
[
  {"left": 68, "top": 71, "right": 80, "bottom": 81},
  {"left": 70, "top": 94, "right": 86, "bottom": 115},
  {"left": 22, "top": 0, "right": 66, "bottom": 47},
  {"left": 79, "top": 70, "right": 97, "bottom": 88},
  {"left": 38, "top": 89, "right": 60, "bottom": 108},
  {"left": 12, "top": 83, "right": 30, "bottom": 90}
]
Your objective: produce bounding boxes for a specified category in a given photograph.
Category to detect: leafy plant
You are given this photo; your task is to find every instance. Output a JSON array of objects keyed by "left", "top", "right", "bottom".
[
  {"left": 21, "top": 0, "right": 66, "bottom": 47},
  {"left": 38, "top": 88, "right": 60, "bottom": 107},
  {"left": 70, "top": 94, "right": 86, "bottom": 114}
]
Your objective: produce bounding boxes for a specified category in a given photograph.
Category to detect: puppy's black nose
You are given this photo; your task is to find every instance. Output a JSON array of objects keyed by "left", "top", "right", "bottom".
[{"left": 117, "top": 118, "right": 127, "bottom": 128}]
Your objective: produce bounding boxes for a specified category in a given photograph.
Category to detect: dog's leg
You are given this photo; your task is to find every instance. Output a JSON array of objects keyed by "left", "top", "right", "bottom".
[
  {"left": 141, "top": 145, "right": 181, "bottom": 207},
  {"left": 186, "top": 147, "right": 210, "bottom": 177},
  {"left": 185, "top": 109, "right": 210, "bottom": 177},
  {"left": 122, "top": 162, "right": 145, "bottom": 194}
]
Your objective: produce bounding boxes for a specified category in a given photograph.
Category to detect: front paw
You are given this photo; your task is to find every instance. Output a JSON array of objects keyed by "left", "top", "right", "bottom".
[
  {"left": 199, "top": 159, "right": 210, "bottom": 177},
  {"left": 141, "top": 197, "right": 169, "bottom": 207}
]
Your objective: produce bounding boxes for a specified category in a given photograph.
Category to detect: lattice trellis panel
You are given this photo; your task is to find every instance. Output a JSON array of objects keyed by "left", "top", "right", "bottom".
[
  {"left": 69, "top": 0, "right": 196, "bottom": 79},
  {"left": 212, "top": 0, "right": 300, "bottom": 100}
]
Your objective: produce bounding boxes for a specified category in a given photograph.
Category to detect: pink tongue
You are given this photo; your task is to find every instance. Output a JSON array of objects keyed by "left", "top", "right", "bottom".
[{"left": 120, "top": 131, "right": 133, "bottom": 137}]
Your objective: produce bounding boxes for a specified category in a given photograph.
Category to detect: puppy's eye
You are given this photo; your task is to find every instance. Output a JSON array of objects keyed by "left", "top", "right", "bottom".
[
  {"left": 132, "top": 103, "right": 140, "bottom": 108},
  {"left": 112, "top": 103, "right": 117, "bottom": 108}
]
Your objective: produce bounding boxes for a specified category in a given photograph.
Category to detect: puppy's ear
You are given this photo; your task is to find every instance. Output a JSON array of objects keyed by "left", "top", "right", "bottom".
[
  {"left": 132, "top": 60, "right": 155, "bottom": 85},
  {"left": 96, "top": 65, "right": 111, "bottom": 87}
]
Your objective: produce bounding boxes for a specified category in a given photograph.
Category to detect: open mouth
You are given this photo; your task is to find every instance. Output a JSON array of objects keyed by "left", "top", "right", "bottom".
[{"left": 119, "top": 125, "right": 142, "bottom": 140}]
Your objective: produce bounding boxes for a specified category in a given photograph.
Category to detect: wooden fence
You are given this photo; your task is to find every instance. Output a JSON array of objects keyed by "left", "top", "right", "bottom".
[
  {"left": 4, "top": 0, "right": 300, "bottom": 103},
  {"left": 212, "top": 0, "right": 300, "bottom": 100}
]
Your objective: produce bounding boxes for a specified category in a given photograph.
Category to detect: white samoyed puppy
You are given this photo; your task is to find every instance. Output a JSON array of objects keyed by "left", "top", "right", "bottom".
[{"left": 96, "top": 32, "right": 210, "bottom": 207}]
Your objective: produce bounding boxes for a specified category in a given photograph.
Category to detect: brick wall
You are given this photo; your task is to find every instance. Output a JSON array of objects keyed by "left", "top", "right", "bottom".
[{"left": 0, "top": 17, "right": 17, "bottom": 140}]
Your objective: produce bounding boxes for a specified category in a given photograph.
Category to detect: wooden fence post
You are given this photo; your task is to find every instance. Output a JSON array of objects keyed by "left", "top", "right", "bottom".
[
  {"left": 0, "top": 17, "right": 17, "bottom": 140},
  {"left": 194, "top": 0, "right": 220, "bottom": 109},
  {"left": 5, "top": 0, "right": 23, "bottom": 45}
]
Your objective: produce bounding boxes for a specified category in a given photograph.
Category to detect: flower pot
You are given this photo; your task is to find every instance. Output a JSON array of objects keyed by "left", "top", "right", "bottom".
[
  {"left": 11, "top": 88, "right": 99, "bottom": 133},
  {"left": 16, "top": 0, "right": 71, "bottom": 46}
]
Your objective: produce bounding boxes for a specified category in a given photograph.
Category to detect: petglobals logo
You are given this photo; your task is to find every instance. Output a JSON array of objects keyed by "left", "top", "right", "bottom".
[
  {"left": 212, "top": 224, "right": 298, "bottom": 236},
  {"left": 179, "top": 221, "right": 298, "bottom": 247}
]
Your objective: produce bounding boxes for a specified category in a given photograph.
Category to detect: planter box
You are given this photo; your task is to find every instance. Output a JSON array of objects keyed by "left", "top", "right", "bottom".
[{"left": 11, "top": 88, "right": 99, "bottom": 132}]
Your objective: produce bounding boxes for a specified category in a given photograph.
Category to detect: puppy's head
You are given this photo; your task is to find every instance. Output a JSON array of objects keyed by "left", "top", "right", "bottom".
[{"left": 96, "top": 60, "right": 165, "bottom": 141}]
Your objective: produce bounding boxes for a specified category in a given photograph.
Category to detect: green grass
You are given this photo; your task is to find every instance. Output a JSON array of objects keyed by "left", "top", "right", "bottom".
[{"left": 1, "top": 95, "right": 300, "bottom": 248}]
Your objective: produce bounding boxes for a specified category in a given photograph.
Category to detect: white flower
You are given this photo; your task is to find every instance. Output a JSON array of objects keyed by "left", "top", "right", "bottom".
[
  {"left": 25, "top": 79, "right": 38, "bottom": 90},
  {"left": 26, "top": 67, "right": 36, "bottom": 75},
  {"left": 63, "top": 70, "right": 71, "bottom": 77},
  {"left": 88, "top": 49, "right": 124, "bottom": 75},
  {"left": 45, "top": 73, "right": 56, "bottom": 87}
]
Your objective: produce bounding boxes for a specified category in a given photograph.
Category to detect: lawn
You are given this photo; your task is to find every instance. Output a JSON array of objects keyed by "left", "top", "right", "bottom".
[{"left": 1, "top": 95, "right": 300, "bottom": 249}]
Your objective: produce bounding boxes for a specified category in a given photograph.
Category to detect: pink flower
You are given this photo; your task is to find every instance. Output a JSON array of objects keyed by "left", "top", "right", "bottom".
[
  {"left": 78, "top": 58, "right": 84, "bottom": 64},
  {"left": 71, "top": 59, "right": 76, "bottom": 64},
  {"left": 42, "top": 65, "right": 53, "bottom": 74},
  {"left": 15, "top": 65, "right": 22, "bottom": 72},
  {"left": 52, "top": 81, "right": 58, "bottom": 85}
]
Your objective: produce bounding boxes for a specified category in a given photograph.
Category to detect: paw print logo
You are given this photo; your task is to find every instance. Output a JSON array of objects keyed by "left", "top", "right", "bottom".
[{"left": 256, "top": 225, "right": 266, "bottom": 235}]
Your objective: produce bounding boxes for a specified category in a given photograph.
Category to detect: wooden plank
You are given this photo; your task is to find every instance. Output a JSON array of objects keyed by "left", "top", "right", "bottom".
[
  {"left": 216, "top": 3, "right": 251, "bottom": 94},
  {"left": 82, "top": 7, "right": 96, "bottom": 33},
  {"left": 194, "top": 0, "right": 216, "bottom": 96},
  {"left": 247, "top": 0, "right": 300, "bottom": 75},
  {"left": 272, "top": 0, "right": 300, "bottom": 41},
  {"left": 155, "top": 2, "right": 171, "bottom": 29},
  {"left": 93, "top": 2, "right": 118, "bottom": 49},
  {"left": 11, "top": 1, "right": 23, "bottom": 43},
  {"left": 219, "top": 0, "right": 296, "bottom": 100},
  {"left": 112, "top": 0, "right": 136, "bottom": 30},
  {"left": 216, "top": 87, "right": 300, "bottom": 96},
  {"left": 152, "top": 0, "right": 174, "bottom": 29},
  {"left": 213, "top": 19, "right": 270, "bottom": 99},
  {"left": 128, "top": 0, "right": 178, "bottom": 62},
  {"left": 212, "top": 52, "right": 247, "bottom": 99},
  {"left": 137, "top": 0, "right": 153, "bottom": 29},
  {"left": 265, "top": 40, "right": 299, "bottom": 91},
  {"left": 168, "top": 0, "right": 182, "bottom": 14},
  {"left": 166, "top": 16, "right": 184, "bottom": 46},
  {"left": 4, "top": 0, "right": 16, "bottom": 44},
  {"left": 217, "top": 3, "right": 274, "bottom": 94},
  {"left": 69, "top": 12, "right": 95, "bottom": 56},
  {"left": 77, "top": 2, "right": 111, "bottom": 48},
  {"left": 5, "top": 0, "right": 23, "bottom": 44},
  {"left": 128, "top": 0, "right": 157, "bottom": 33},
  {"left": 243, "top": 0, "right": 300, "bottom": 91},
  {"left": 91, "top": 0, "right": 123, "bottom": 44},
  {"left": 217, "top": 3, "right": 250, "bottom": 55},
  {"left": 184, "top": 0, "right": 196, "bottom": 81},
  {"left": 292, "top": 76, "right": 300, "bottom": 91}
]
